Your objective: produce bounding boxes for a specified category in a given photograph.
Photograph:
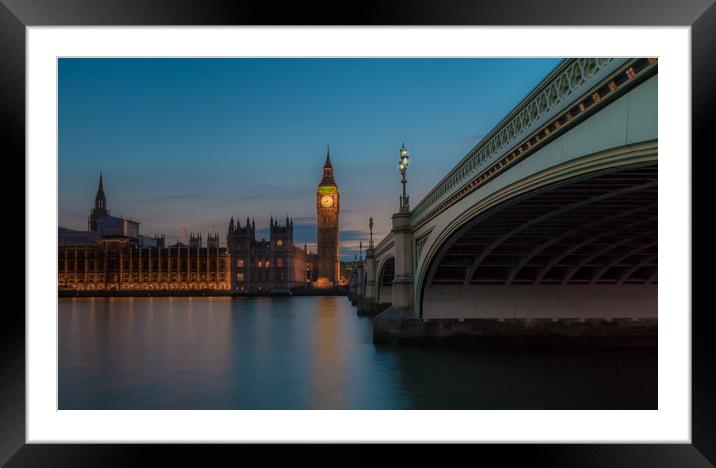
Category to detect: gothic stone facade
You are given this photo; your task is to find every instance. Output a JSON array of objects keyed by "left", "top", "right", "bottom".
[{"left": 227, "top": 216, "right": 314, "bottom": 292}]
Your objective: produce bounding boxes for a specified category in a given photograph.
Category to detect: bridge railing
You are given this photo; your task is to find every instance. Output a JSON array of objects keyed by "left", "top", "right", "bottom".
[{"left": 409, "top": 57, "right": 631, "bottom": 225}]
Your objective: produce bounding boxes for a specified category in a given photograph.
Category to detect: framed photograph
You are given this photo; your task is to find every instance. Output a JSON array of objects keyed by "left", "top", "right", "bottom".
[{"left": 6, "top": 0, "right": 714, "bottom": 465}]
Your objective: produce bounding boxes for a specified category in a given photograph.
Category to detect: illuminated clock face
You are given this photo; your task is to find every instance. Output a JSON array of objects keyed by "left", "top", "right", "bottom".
[{"left": 321, "top": 195, "right": 333, "bottom": 207}]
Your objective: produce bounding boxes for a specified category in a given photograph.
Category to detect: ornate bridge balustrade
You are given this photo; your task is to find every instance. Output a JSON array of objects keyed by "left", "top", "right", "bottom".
[{"left": 411, "top": 57, "right": 656, "bottom": 229}]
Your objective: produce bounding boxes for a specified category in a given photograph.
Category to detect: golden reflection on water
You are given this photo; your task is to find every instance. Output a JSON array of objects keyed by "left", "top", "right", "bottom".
[
  {"left": 310, "top": 296, "right": 346, "bottom": 409},
  {"left": 61, "top": 297, "right": 235, "bottom": 401},
  {"left": 59, "top": 296, "right": 656, "bottom": 410},
  {"left": 61, "top": 296, "right": 392, "bottom": 409}
]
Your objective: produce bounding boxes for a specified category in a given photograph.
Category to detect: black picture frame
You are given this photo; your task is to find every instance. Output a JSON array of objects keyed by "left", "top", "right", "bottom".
[{"left": 4, "top": 0, "right": 714, "bottom": 465}]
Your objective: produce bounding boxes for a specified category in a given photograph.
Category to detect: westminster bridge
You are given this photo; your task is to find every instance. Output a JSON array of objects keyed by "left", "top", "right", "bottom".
[{"left": 349, "top": 58, "right": 658, "bottom": 344}]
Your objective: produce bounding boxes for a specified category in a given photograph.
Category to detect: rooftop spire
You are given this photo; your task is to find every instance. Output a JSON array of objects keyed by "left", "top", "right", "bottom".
[
  {"left": 324, "top": 144, "right": 332, "bottom": 168},
  {"left": 94, "top": 171, "right": 107, "bottom": 212}
]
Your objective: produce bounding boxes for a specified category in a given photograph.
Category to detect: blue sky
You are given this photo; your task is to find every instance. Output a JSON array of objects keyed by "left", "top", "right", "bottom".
[{"left": 58, "top": 58, "right": 562, "bottom": 260}]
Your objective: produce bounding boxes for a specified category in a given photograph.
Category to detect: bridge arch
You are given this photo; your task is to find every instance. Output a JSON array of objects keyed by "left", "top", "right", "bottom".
[
  {"left": 361, "top": 269, "right": 368, "bottom": 297},
  {"left": 414, "top": 146, "right": 657, "bottom": 319},
  {"left": 376, "top": 255, "right": 395, "bottom": 305}
]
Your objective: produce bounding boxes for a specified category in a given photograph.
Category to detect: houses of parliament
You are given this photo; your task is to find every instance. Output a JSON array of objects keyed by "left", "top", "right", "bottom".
[{"left": 58, "top": 150, "right": 342, "bottom": 293}]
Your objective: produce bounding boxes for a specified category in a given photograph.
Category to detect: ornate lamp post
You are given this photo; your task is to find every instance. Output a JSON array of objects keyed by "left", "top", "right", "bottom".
[
  {"left": 369, "top": 217, "right": 374, "bottom": 248},
  {"left": 399, "top": 143, "right": 410, "bottom": 212}
]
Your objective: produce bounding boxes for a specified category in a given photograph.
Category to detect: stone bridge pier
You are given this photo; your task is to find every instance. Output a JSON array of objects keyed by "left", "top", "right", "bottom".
[{"left": 356, "top": 245, "right": 385, "bottom": 315}]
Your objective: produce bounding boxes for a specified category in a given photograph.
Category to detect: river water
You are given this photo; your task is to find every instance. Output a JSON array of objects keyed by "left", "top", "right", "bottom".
[{"left": 59, "top": 296, "right": 656, "bottom": 409}]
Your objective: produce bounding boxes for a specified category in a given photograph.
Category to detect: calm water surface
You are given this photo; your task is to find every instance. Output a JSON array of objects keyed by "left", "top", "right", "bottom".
[{"left": 59, "top": 296, "right": 656, "bottom": 409}]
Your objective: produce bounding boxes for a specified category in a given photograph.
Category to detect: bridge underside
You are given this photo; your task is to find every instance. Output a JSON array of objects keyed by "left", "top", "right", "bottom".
[{"left": 422, "top": 162, "right": 657, "bottom": 320}]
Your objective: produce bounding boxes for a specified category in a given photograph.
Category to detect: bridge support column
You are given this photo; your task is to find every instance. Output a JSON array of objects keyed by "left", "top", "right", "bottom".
[
  {"left": 364, "top": 248, "right": 376, "bottom": 301},
  {"left": 373, "top": 212, "right": 418, "bottom": 339},
  {"left": 357, "top": 248, "right": 384, "bottom": 315},
  {"left": 389, "top": 211, "right": 414, "bottom": 312},
  {"left": 348, "top": 264, "right": 363, "bottom": 305},
  {"left": 357, "top": 264, "right": 364, "bottom": 296}
]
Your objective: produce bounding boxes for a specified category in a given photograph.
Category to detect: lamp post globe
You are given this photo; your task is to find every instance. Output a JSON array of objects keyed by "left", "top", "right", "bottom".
[
  {"left": 400, "top": 143, "right": 409, "bottom": 167},
  {"left": 399, "top": 144, "right": 410, "bottom": 212}
]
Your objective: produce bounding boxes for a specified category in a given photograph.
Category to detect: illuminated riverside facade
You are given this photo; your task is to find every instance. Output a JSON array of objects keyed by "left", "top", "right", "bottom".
[
  {"left": 58, "top": 238, "right": 231, "bottom": 292},
  {"left": 59, "top": 173, "right": 317, "bottom": 294},
  {"left": 59, "top": 151, "right": 344, "bottom": 294}
]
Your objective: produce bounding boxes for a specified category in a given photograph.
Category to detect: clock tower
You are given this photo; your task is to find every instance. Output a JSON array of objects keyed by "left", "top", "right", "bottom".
[{"left": 316, "top": 146, "right": 340, "bottom": 286}]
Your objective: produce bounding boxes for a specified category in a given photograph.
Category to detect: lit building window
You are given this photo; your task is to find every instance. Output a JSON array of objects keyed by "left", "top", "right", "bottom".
[
  {"left": 237, "top": 273, "right": 244, "bottom": 282},
  {"left": 265, "top": 261, "right": 270, "bottom": 268},
  {"left": 237, "top": 259, "right": 244, "bottom": 268},
  {"left": 276, "top": 240, "right": 283, "bottom": 247},
  {"left": 276, "top": 258, "right": 284, "bottom": 268},
  {"left": 258, "top": 260, "right": 262, "bottom": 268}
]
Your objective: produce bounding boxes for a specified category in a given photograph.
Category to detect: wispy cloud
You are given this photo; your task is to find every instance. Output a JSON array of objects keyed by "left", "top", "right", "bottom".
[
  {"left": 133, "top": 192, "right": 221, "bottom": 204},
  {"left": 340, "top": 229, "right": 370, "bottom": 241}
]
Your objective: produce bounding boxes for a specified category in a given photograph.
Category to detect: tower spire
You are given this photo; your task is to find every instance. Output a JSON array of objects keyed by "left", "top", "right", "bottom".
[
  {"left": 324, "top": 144, "right": 332, "bottom": 168},
  {"left": 320, "top": 145, "right": 336, "bottom": 186}
]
